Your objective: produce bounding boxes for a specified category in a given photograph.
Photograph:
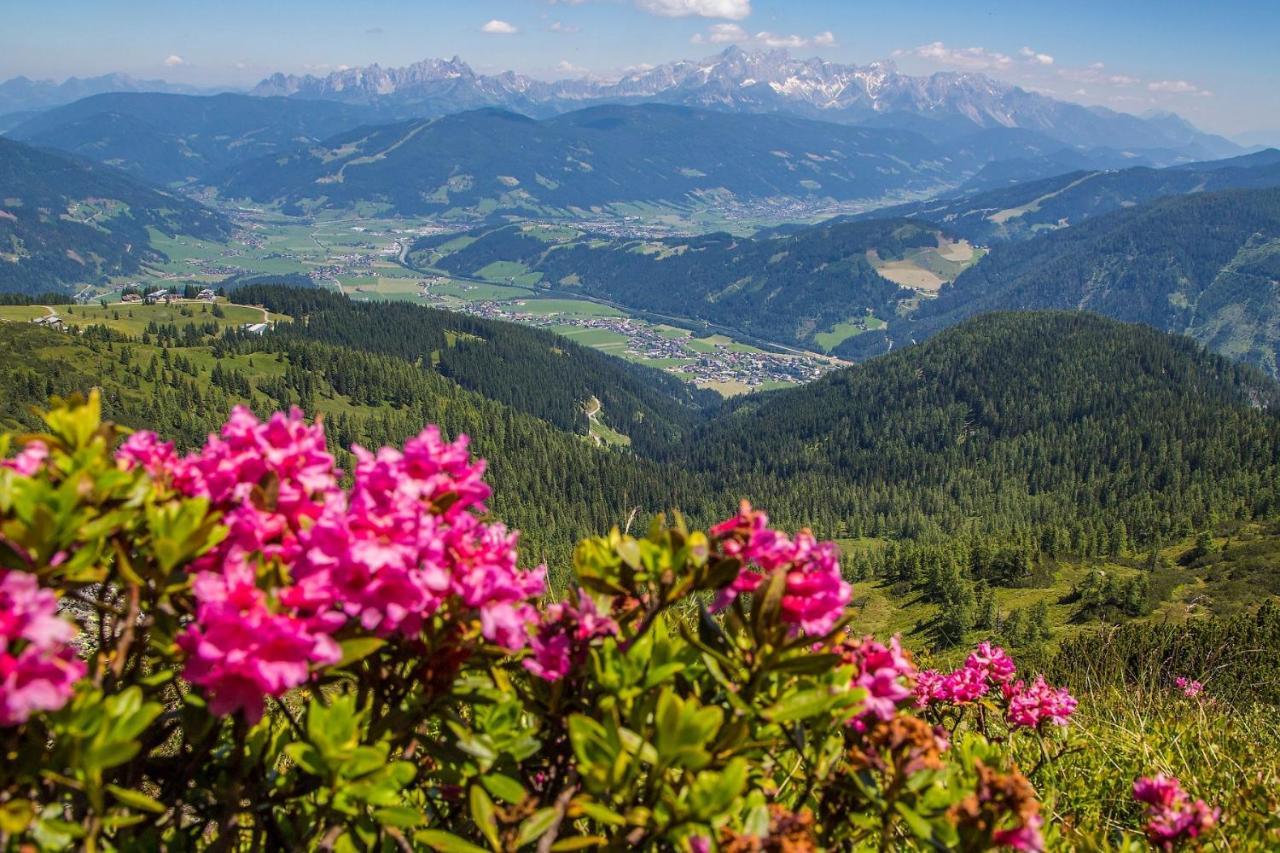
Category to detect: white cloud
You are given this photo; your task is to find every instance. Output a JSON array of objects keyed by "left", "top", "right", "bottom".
[
  {"left": 163, "top": 54, "right": 186, "bottom": 67},
  {"left": 691, "top": 24, "right": 837, "bottom": 49},
  {"left": 480, "top": 19, "right": 519, "bottom": 34},
  {"left": 638, "top": 0, "right": 750, "bottom": 21},
  {"left": 692, "top": 23, "right": 747, "bottom": 44},
  {"left": 549, "top": 21, "right": 580, "bottom": 33},
  {"left": 895, "top": 42, "right": 1012, "bottom": 71},
  {"left": 622, "top": 62, "right": 656, "bottom": 75},
  {"left": 1018, "top": 46, "right": 1054, "bottom": 65},
  {"left": 1148, "top": 79, "right": 1212, "bottom": 96},
  {"left": 555, "top": 59, "right": 587, "bottom": 74}
]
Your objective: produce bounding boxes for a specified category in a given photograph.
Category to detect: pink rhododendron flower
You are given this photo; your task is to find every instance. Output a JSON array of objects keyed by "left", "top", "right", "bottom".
[
  {"left": 0, "top": 571, "right": 85, "bottom": 726},
  {"left": 1003, "top": 675, "right": 1077, "bottom": 729},
  {"left": 525, "top": 592, "right": 619, "bottom": 682},
  {"left": 144, "top": 408, "right": 547, "bottom": 719},
  {"left": 116, "top": 430, "right": 179, "bottom": 478},
  {"left": 1133, "top": 774, "right": 1219, "bottom": 848},
  {"left": 941, "top": 661, "right": 992, "bottom": 704},
  {"left": 710, "top": 501, "right": 851, "bottom": 637},
  {"left": 2, "top": 440, "right": 48, "bottom": 477},
  {"left": 178, "top": 564, "right": 339, "bottom": 723},
  {"left": 993, "top": 813, "right": 1044, "bottom": 851},
  {"left": 1174, "top": 676, "right": 1204, "bottom": 698},
  {"left": 967, "top": 642, "right": 1017, "bottom": 684},
  {"left": 914, "top": 669, "right": 949, "bottom": 707},
  {"left": 836, "top": 634, "right": 917, "bottom": 728}
]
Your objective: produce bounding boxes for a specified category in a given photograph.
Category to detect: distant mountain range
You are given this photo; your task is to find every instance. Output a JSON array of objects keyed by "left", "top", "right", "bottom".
[
  {"left": 249, "top": 47, "right": 1241, "bottom": 159},
  {"left": 216, "top": 103, "right": 969, "bottom": 216},
  {"left": 6, "top": 93, "right": 373, "bottom": 185},
  {"left": 0, "top": 73, "right": 225, "bottom": 114},
  {"left": 0, "top": 137, "right": 229, "bottom": 292}
]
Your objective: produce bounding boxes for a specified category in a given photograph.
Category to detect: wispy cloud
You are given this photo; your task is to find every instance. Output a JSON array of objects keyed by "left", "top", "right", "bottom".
[
  {"left": 1148, "top": 79, "right": 1213, "bottom": 96},
  {"left": 692, "top": 23, "right": 837, "bottom": 49},
  {"left": 163, "top": 54, "right": 186, "bottom": 67},
  {"left": 639, "top": 0, "right": 751, "bottom": 21},
  {"left": 480, "top": 19, "right": 519, "bottom": 35},
  {"left": 1018, "top": 46, "right": 1054, "bottom": 65},
  {"left": 894, "top": 42, "right": 1012, "bottom": 71},
  {"left": 555, "top": 59, "right": 587, "bottom": 74},
  {"left": 549, "top": 21, "right": 581, "bottom": 34}
]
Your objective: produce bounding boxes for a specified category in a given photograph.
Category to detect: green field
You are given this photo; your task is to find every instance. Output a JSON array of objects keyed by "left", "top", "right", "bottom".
[
  {"left": 0, "top": 305, "right": 55, "bottom": 322},
  {"left": 814, "top": 314, "right": 886, "bottom": 351},
  {"left": 513, "top": 298, "right": 622, "bottom": 318},
  {"left": 50, "top": 301, "right": 280, "bottom": 337}
]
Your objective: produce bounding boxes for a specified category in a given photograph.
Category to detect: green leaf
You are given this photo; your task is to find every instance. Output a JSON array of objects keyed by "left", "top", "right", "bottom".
[
  {"left": 763, "top": 688, "right": 835, "bottom": 723},
  {"left": 480, "top": 772, "right": 526, "bottom": 805},
  {"left": 372, "top": 806, "right": 423, "bottom": 829},
  {"left": 469, "top": 785, "right": 500, "bottom": 851},
  {"left": 335, "top": 637, "right": 386, "bottom": 668},
  {"left": 105, "top": 785, "right": 166, "bottom": 815},
  {"left": 415, "top": 830, "right": 491, "bottom": 853},
  {"left": 514, "top": 808, "right": 559, "bottom": 848}
]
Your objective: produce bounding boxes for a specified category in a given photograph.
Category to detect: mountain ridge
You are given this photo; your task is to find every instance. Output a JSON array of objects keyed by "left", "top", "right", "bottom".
[{"left": 248, "top": 47, "right": 1239, "bottom": 158}]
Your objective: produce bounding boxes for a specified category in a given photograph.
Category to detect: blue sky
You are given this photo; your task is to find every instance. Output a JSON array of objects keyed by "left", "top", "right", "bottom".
[{"left": 3, "top": 0, "right": 1278, "bottom": 137}]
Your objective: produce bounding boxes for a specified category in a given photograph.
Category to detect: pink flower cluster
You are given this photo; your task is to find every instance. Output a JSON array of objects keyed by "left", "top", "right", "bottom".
[
  {"left": 1, "top": 440, "right": 48, "bottom": 477},
  {"left": 835, "top": 634, "right": 917, "bottom": 730},
  {"left": 524, "top": 591, "right": 619, "bottom": 682},
  {"left": 1133, "top": 775, "right": 1219, "bottom": 848},
  {"left": 0, "top": 571, "right": 85, "bottom": 726},
  {"left": 1002, "top": 675, "right": 1078, "bottom": 729},
  {"left": 1174, "top": 676, "right": 1204, "bottom": 699},
  {"left": 709, "top": 501, "right": 851, "bottom": 637},
  {"left": 119, "top": 408, "right": 546, "bottom": 721},
  {"left": 916, "top": 642, "right": 1017, "bottom": 706},
  {"left": 916, "top": 643, "right": 1076, "bottom": 730}
]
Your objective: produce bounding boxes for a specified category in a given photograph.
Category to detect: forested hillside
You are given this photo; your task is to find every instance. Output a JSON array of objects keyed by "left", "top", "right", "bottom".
[
  {"left": 230, "top": 285, "right": 719, "bottom": 456},
  {"left": 410, "top": 218, "right": 961, "bottom": 347},
  {"left": 847, "top": 149, "right": 1280, "bottom": 244},
  {"left": 0, "top": 137, "right": 230, "bottom": 292},
  {"left": 217, "top": 103, "right": 957, "bottom": 216},
  {"left": 673, "top": 312, "right": 1280, "bottom": 548},
  {"left": 868, "top": 188, "right": 1280, "bottom": 373}
]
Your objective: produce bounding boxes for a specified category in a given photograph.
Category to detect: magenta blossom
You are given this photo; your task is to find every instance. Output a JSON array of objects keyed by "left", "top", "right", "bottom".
[
  {"left": 837, "top": 634, "right": 917, "bottom": 729},
  {"left": 1, "top": 440, "right": 48, "bottom": 477},
  {"left": 993, "top": 813, "right": 1044, "bottom": 852},
  {"left": 1174, "top": 676, "right": 1204, "bottom": 699},
  {"left": 120, "top": 409, "right": 547, "bottom": 720},
  {"left": 1133, "top": 774, "right": 1219, "bottom": 848},
  {"left": 524, "top": 592, "right": 618, "bottom": 682},
  {"left": 1003, "top": 675, "right": 1077, "bottom": 729},
  {"left": 0, "top": 571, "right": 85, "bottom": 726},
  {"left": 710, "top": 502, "right": 851, "bottom": 638}
]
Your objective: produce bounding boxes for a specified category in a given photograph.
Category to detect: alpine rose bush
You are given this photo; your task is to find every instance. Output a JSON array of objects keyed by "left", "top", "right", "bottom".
[{"left": 0, "top": 396, "right": 1226, "bottom": 850}]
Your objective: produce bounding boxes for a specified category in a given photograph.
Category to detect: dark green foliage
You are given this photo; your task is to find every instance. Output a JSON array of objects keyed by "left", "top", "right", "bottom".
[
  {"left": 0, "top": 137, "right": 230, "bottom": 293},
  {"left": 668, "top": 312, "right": 1280, "bottom": 549},
  {"left": 1048, "top": 600, "right": 1280, "bottom": 705},
  {"left": 219, "top": 104, "right": 953, "bottom": 215}
]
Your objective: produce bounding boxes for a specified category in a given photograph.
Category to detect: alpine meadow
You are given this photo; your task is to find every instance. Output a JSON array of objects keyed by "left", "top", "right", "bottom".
[{"left": 3, "top": 2, "right": 1280, "bottom": 850}]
